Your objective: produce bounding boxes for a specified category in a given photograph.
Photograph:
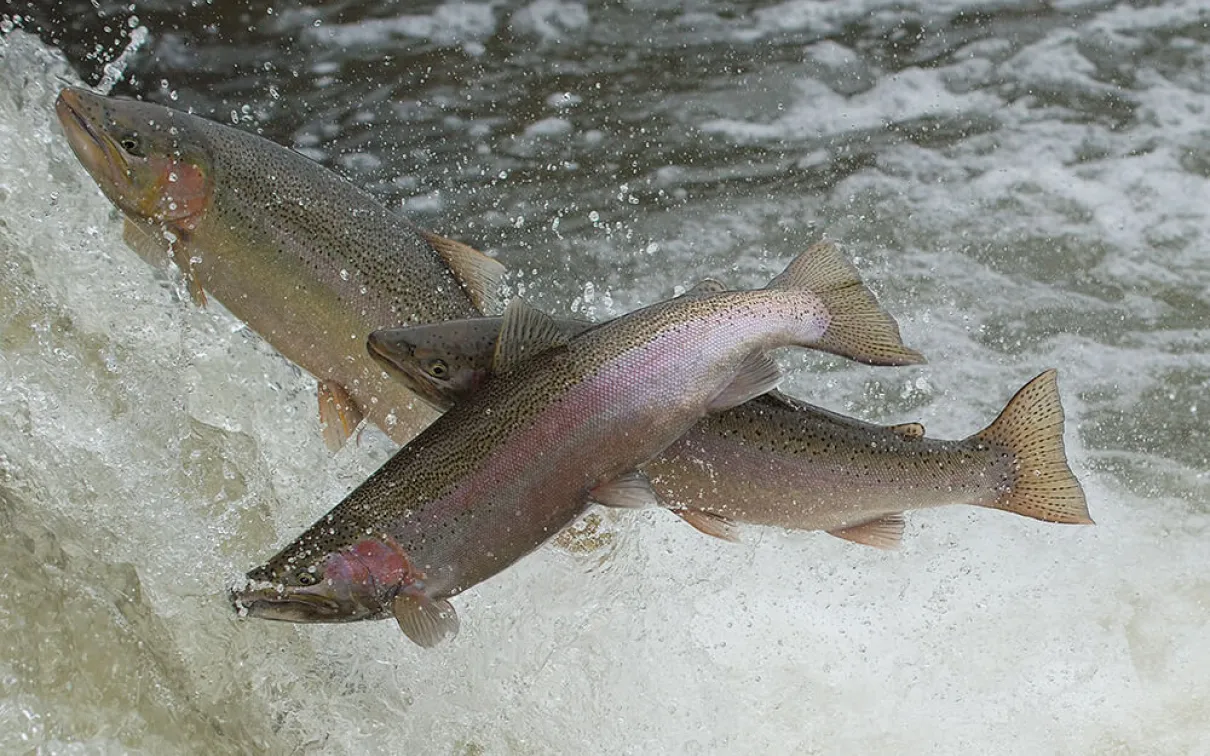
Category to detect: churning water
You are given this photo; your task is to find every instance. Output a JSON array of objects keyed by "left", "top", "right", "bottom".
[{"left": 1, "top": 0, "right": 1209, "bottom": 751}]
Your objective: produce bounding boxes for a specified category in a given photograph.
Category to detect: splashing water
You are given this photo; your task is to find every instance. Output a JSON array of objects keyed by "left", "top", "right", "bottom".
[{"left": 2, "top": 3, "right": 1210, "bottom": 751}]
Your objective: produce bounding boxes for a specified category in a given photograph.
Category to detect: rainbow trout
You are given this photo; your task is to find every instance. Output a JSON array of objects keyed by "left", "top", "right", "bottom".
[
  {"left": 232, "top": 242, "right": 925, "bottom": 646},
  {"left": 55, "top": 87, "right": 503, "bottom": 447},
  {"left": 367, "top": 315, "right": 1090, "bottom": 547}
]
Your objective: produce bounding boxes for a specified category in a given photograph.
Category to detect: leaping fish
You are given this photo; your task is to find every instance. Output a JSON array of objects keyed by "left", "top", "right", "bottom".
[
  {"left": 233, "top": 242, "right": 925, "bottom": 646},
  {"left": 366, "top": 305, "right": 1090, "bottom": 547},
  {"left": 55, "top": 87, "right": 504, "bottom": 447}
]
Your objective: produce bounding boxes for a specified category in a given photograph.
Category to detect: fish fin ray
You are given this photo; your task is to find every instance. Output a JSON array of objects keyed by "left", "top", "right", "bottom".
[
  {"left": 767, "top": 241, "right": 925, "bottom": 366},
  {"left": 974, "top": 369, "right": 1092, "bottom": 524},
  {"left": 392, "top": 591, "right": 460, "bottom": 648},
  {"left": 592, "top": 471, "right": 660, "bottom": 509},
  {"left": 889, "top": 422, "right": 926, "bottom": 438},
  {"left": 493, "top": 298, "right": 570, "bottom": 374},
  {"left": 828, "top": 514, "right": 905, "bottom": 549},
  {"left": 317, "top": 380, "right": 364, "bottom": 452},
  {"left": 167, "top": 235, "right": 207, "bottom": 308},
  {"left": 708, "top": 352, "right": 781, "bottom": 412},
  {"left": 674, "top": 508, "right": 742, "bottom": 542},
  {"left": 681, "top": 278, "right": 727, "bottom": 297},
  {"left": 422, "top": 231, "right": 506, "bottom": 315},
  {"left": 122, "top": 217, "right": 174, "bottom": 270}
]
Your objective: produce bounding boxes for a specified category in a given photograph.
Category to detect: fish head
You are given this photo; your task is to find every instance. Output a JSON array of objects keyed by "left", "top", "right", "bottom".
[
  {"left": 232, "top": 535, "right": 419, "bottom": 624},
  {"left": 366, "top": 323, "right": 494, "bottom": 410},
  {"left": 55, "top": 87, "right": 213, "bottom": 230}
]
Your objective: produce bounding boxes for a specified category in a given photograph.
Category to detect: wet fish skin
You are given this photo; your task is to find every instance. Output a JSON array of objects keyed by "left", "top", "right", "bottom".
[
  {"left": 362, "top": 279, "right": 758, "bottom": 412},
  {"left": 366, "top": 315, "right": 594, "bottom": 410},
  {"left": 648, "top": 372, "right": 1090, "bottom": 547},
  {"left": 55, "top": 86, "right": 503, "bottom": 445},
  {"left": 234, "top": 242, "right": 925, "bottom": 646},
  {"left": 369, "top": 321, "right": 1091, "bottom": 546}
]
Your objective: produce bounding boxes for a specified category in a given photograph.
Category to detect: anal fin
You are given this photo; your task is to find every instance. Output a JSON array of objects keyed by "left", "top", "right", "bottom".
[
  {"left": 674, "top": 508, "right": 741, "bottom": 542},
  {"left": 827, "top": 513, "right": 905, "bottom": 550},
  {"left": 708, "top": 352, "right": 781, "bottom": 412},
  {"left": 318, "top": 380, "right": 365, "bottom": 451},
  {"left": 392, "top": 590, "right": 460, "bottom": 648}
]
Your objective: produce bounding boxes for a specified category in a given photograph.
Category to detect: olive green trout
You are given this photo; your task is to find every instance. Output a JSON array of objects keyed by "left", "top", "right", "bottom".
[
  {"left": 55, "top": 87, "right": 503, "bottom": 447},
  {"left": 368, "top": 316, "right": 1090, "bottom": 547},
  {"left": 233, "top": 242, "right": 925, "bottom": 646}
]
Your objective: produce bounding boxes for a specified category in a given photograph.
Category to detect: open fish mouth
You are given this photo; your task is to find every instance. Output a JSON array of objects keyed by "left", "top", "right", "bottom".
[{"left": 230, "top": 582, "right": 350, "bottom": 623}]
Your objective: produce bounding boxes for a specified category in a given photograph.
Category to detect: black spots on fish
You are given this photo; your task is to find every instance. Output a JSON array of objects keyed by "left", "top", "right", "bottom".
[{"left": 195, "top": 117, "right": 483, "bottom": 324}]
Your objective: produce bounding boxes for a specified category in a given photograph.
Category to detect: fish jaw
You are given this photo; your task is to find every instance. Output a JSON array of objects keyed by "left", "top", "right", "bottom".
[
  {"left": 231, "top": 582, "right": 357, "bottom": 623},
  {"left": 232, "top": 537, "right": 416, "bottom": 624},
  {"left": 56, "top": 88, "right": 129, "bottom": 205}
]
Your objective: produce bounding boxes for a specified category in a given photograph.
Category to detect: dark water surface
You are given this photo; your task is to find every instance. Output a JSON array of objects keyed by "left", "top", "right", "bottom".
[{"left": 2, "top": 0, "right": 1209, "bottom": 751}]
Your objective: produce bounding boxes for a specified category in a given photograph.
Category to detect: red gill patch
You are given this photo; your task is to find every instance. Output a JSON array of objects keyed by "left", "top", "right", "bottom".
[{"left": 148, "top": 157, "right": 211, "bottom": 230}]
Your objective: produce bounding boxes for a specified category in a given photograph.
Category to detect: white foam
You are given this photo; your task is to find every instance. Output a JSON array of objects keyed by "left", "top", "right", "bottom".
[
  {"left": 3, "top": 4, "right": 1210, "bottom": 751},
  {"left": 304, "top": 2, "right": 498, "bottom": 50},
  {"left": 510, "top": 0, "right": 591, "bottom": 41}
]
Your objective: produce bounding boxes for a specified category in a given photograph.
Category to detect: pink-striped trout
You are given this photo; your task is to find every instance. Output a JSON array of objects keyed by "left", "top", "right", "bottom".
[
  {"left": 55, "top": 86, "right": 503, "bottom": 447},
  {"left": 232, "top": 242, "right": 925, "bottom": 645},
  {"left": 367, "top": 312, "right": 1090, "bottom": 547}
]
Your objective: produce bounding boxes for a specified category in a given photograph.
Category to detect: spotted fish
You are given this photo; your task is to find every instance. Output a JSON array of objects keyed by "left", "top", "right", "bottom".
[
  {"left": 233, "top": 242, "right": 925, "bottom": 646},
  {"left": 55, "top": 86, "right": 503, "bottom": 447},
  {"left": 368, "top": 314, "right": 1090, "bottom": 546}
]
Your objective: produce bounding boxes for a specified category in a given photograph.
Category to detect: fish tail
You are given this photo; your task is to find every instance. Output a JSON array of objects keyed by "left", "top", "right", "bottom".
[
  {"left": 975, "top": 369, "right": 1092, "bottom": 524},
  {"left": 766, "top": 241, "right": 926, "bottom": 366}
]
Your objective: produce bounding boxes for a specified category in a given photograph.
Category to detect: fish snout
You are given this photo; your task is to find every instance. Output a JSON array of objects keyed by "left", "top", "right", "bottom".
[
  {"left": 366, "top": 330, "right": 453, "bottom": 411},
  {"left": 55, "top": 88, "right": 127, "bottom": 194}
]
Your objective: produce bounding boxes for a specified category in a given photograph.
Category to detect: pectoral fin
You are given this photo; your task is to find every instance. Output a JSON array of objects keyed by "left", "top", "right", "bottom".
[
  {"left": 122, "top": 217, "right": 172, "bottom": 270},
  {"left": 708, "top": 352, "right": 781, "bottom": 412},
  {"left": 591, "top": 471, "right": 660, "bottom": 509},
  {"left": 317, "top": 380, "right": 365, "bottom": 451},
  {"left": 674, "top": 508, "right": 741, "bottom": 542},
  {"left": 827, "top": 514, "right": 905, "bottom": 550},
  {"left": 121, "top": 218, "right": 206, "bottom": 306},
  {"left": 169, "top": 237, "right": 207, "bottom": 308},
  {"left": 392, "top": 590, "right": 460, "bottom": 648}
]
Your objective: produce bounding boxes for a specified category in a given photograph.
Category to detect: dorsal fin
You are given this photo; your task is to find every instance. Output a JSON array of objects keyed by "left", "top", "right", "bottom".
[
  {"left": 422, "top": 231, "right": 506, "bottom": 315},
  {"left": 681, "top": 278, "right": 727, "bottom": 297},
  {"left": 492, "top": 298, "right": 570, "bottom": 373}
]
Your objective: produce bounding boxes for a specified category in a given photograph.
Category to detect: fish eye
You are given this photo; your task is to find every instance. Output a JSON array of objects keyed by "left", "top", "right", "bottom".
[
  {"left": 426, "top": 359, "right": 449, "bottom": 380},
  {"left": 296, "top": 570, "right": 318, "bottom": 586},
  {"left": 118, "top": 134, "right": 143, "bottom": 157}
]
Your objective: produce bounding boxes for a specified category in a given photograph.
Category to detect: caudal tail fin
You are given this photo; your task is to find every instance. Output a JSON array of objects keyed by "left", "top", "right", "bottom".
[
  {"left": 766, "top": 241, "right": 926, "bottom": 366},
  {"left": 975, "top": 369, "right": 1092, "bottom": 524}
]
